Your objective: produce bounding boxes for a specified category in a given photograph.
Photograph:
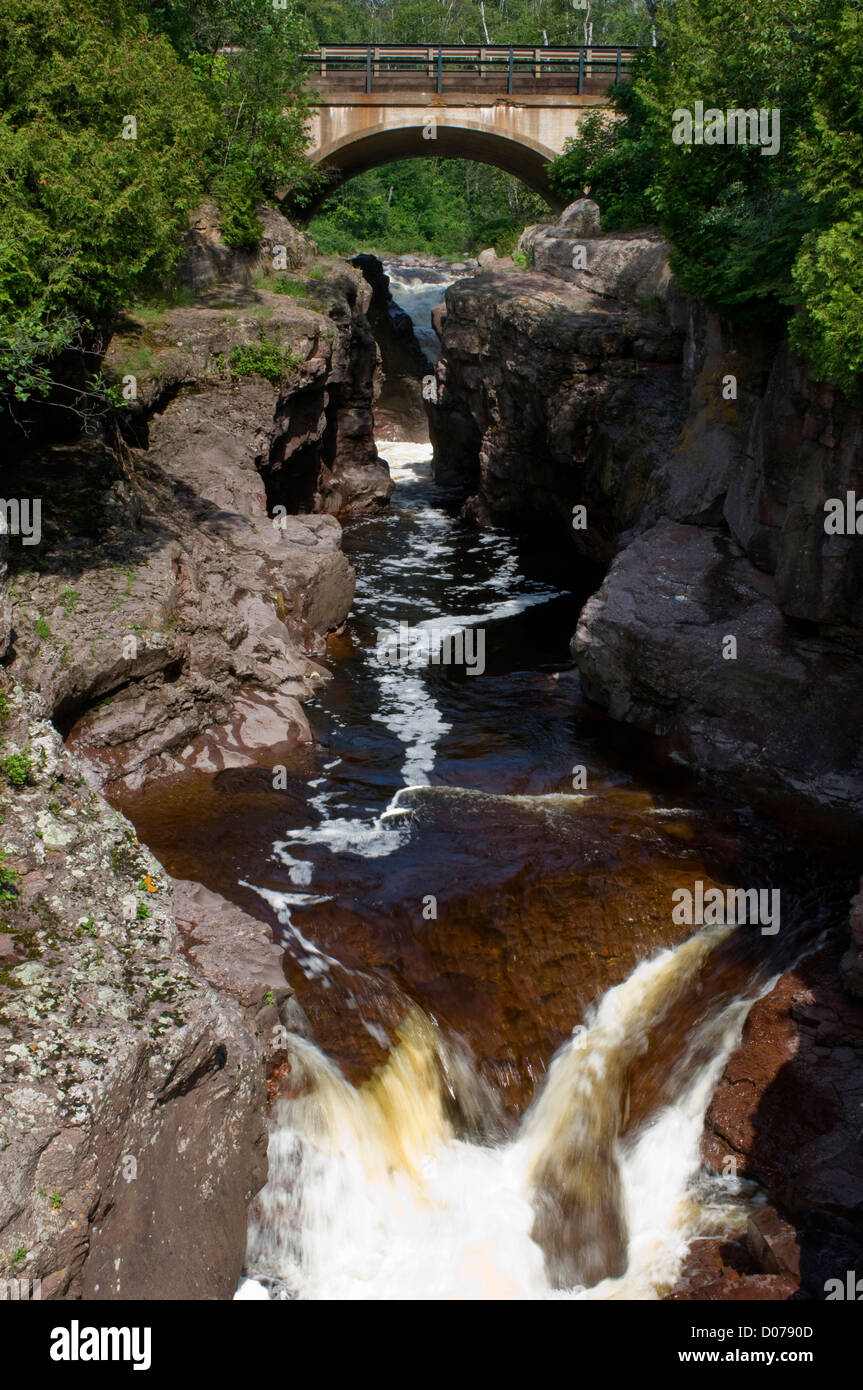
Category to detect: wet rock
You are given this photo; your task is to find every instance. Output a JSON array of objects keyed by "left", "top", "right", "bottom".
[
  {"left": 671, "top": 1271, "right": 800, "bottom": 1301},
  {"left": 841, "top": 877, "right": 863, "bottom": 998},
  {"left": 703, "top": 936, "right": 863, "bottom": 1298},
  {"left": 572, "top": 519, "right": 863, "bottom": 815},
  {"left": 0, "top": 691, "right": 268, "bottom": 1300},
  {"left": 747, "top": 1207, "right": 801, "bottom": 1278},
  {"left": 172, "top": 878, "right": 292, "bottom": 1056}
]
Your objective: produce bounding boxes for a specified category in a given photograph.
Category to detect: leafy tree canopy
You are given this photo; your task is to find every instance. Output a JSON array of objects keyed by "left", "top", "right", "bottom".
[{"left": 548, "top": 0, "right": 863, "bottom": 391}]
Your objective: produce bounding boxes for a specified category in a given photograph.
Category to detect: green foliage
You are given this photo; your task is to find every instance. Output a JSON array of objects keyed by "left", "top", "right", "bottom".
[
  {"left": 0, "top": 0, "right": 216, "bottom": 406},
  {"left": 301, "top": 0, "right": 654, "bottom": 46},
  {"left": 0, "top": 851, "right": 20, "bottom": 902},
  {"left": 225, "top": 341, "right": 303, "bottom": 383},
  {"left": 311, "top": 159, "right": 548, "bottom": 258},
  {"left": 788, "top": 4, "right": 863, "bottom": 390},
  {"left": 271, "top": 279, "right": 309, "bottom": 297},
  {"left": 3, "top": 750, "right": 33, "bottom": 787},
  {"left": 549, "top": 73, "right": 661, "bottom": 229},
  {"left": 153, "top": 2, "right": 320, "bottom": 244},
  {"left": 0, "top": 0, "right": 320, "bottom": 404},
  {"left": 548, "top": 0, "right": 862, "bottom": 391}
]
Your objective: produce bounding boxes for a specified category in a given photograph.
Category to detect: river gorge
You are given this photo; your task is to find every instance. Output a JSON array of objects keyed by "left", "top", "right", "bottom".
[{"left": 1, "top": 221, "right": 861, "bottom": 1306}]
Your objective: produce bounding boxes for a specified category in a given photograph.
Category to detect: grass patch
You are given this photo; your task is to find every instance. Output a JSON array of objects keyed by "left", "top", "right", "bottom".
[
  {"left": 60, "top": 588, "right": 79, "bottom": 617},
  {"left": 0, "top": 852, "right": 20, "bottom": 902},
  {"left": 223, "top": 341, "right": 302, "bottom": 385},
  {"left": 129, "top": 287, "right": 196, "bottom": 322},
  {"left": 113, "top": 345, "right": 154, "bottom": 377}
]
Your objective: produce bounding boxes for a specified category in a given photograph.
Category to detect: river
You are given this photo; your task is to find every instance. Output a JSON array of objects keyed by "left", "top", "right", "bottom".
[{"left": 123, "top": 262, "right": 856, "bottom": 1301}]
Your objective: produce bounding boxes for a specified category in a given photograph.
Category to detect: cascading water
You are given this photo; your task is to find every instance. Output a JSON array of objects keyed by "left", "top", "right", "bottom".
[
  {"left": 229, "top": 421, "right": 801, "bottom": 1300},
  {"left": 239, "top": 928, "right": 770, "bottom": 1300},
  {"left": 122, "top": 263, "right": 843, "bottom": 1301}
]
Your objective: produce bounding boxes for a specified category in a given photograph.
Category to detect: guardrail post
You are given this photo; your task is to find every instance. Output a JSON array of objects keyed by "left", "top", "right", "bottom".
[
  {"left": 365, "top": 45, "right": 372, "bottom": 93},
  {"left": 507, "top": 46, "right": 514, "bottom": 94},
  {"left": 578, "top": 47, "right": 584, "bottom": 93},
  {"left": 437, "top": 45, "right": 443, "bottom": 93},
  {"left": 616, "top": 47, "right": 622, "bottom": 83},
  {"left": 320, "top": 47, "right": 326, "bottom": 78}
]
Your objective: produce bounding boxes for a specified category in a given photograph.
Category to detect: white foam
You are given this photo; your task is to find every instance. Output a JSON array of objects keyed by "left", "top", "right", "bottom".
[{"left": 241, "top": 931, "right": 761, "bottom": 1300}]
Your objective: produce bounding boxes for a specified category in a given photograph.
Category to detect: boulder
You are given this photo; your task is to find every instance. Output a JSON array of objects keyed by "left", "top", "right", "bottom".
[
  {"left": 177, "top": 200, "right": 316, "bottom": 289},
  {"left": 557, "top": 197, "right": 602, "bottom": 237}
]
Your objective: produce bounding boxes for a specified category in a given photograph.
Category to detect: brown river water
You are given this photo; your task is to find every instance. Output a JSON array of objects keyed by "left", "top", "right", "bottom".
[{"left": 116, "top": 272, "right": 858, "bottom": 1300}]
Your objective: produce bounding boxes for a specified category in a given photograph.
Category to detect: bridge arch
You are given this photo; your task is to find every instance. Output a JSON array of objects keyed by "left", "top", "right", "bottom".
[
  {"left": 305, "top": 116, "right": 565, "bottom": 217},
  {"left": 297, "top": 46, "right": 638, "bottom": 220}
]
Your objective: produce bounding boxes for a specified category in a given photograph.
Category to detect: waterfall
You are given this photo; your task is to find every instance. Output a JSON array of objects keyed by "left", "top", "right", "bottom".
[{"left": 239, "top": 926, "right": 762, "bottom": 1301}]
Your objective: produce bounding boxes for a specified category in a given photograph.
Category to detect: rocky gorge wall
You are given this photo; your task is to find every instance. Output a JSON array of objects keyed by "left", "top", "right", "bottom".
[
  {"left": 427, "top": 201, "right": 863, "bottom": 1298},
  {"left": 0, "top": 210, "right": 389, "bottom": 1297},
  {"left": 429, "top": 199, "right": 863, "bottom": 820}
]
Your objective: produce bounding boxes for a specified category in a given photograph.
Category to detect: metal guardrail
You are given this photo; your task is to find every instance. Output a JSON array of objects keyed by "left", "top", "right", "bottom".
[{"left": 302, "top": 45, "right": 639, "bottom": 95}]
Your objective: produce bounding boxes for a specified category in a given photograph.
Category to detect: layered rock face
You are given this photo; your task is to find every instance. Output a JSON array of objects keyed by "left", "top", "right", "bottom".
[
  {"left": 5, "top": 257, "right": 390, "bottom": 799},
  {"left": 351, "top": 253, "right": 433, "bottom": 432},
  {"left": 428, "top": 200, "right": 863, "bottom": 1297},
  {"left": 572, "top": 520, "right": 863, "bottom": 815},
  {"left": 429, "top": 199, "right": 863, "bottom": 814},
  {"left": 0, "top": 684, "right": 293, "bottom": 1299},
  {"left": 0, "top": 215, "right": 388, "bottom": 1297},
  {"left": 429, "top": 217, "right": 687, "bottom": 564}
]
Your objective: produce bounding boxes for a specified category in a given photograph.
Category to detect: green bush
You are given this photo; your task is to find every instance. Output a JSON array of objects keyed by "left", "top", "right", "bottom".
[
  {"left": 0, "top": 851, "right": 20, "bottom": 902},
  {"left": 227, "top": 341, "right": 302, "bottom": 384},
  {"left": 547, "top": 0, "right": 862, "bottom": 391},
  {"left": 0, "top": 0, "right": 216, "bottom": 406}
]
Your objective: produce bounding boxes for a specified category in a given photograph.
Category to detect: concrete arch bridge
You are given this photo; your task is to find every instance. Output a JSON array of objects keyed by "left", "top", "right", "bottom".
[{"left": 301, "top": 45, "right": 638, "bottom": 214}]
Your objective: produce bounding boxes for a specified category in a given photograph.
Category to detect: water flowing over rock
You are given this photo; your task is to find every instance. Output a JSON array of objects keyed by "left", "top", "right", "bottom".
[{"left": 426, "top": 202, "right": 863, "bottom": 1299}]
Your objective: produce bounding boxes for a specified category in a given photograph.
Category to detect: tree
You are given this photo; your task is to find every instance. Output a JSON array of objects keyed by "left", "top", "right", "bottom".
[
  {"left": 789, "top": 3, "right": 863, "bottom": 391},
  {"left": 0, "top": 0, "right": 215, "bottom": 409},
  {"left": 548, "top": 0, "right": 863, "bottom": 378},
  {"left": 146, "top": 0, "right": 319, "bottom": 246}
]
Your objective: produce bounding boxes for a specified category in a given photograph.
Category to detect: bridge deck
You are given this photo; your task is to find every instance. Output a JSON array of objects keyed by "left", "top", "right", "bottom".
[{"left": 303, "top": 45, "right": 638, "bottom": 99}]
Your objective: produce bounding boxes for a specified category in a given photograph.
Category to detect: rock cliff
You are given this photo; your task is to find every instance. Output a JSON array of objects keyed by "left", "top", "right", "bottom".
[
  {"left": 428, "top": 199, "right": 863, "bottom": 815},
  {"left": 428, "top": 199, "right": 863, "bottom": 1298},
  {"left": 0, "top": 211, "right": 387, "bottom": 1297}
]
